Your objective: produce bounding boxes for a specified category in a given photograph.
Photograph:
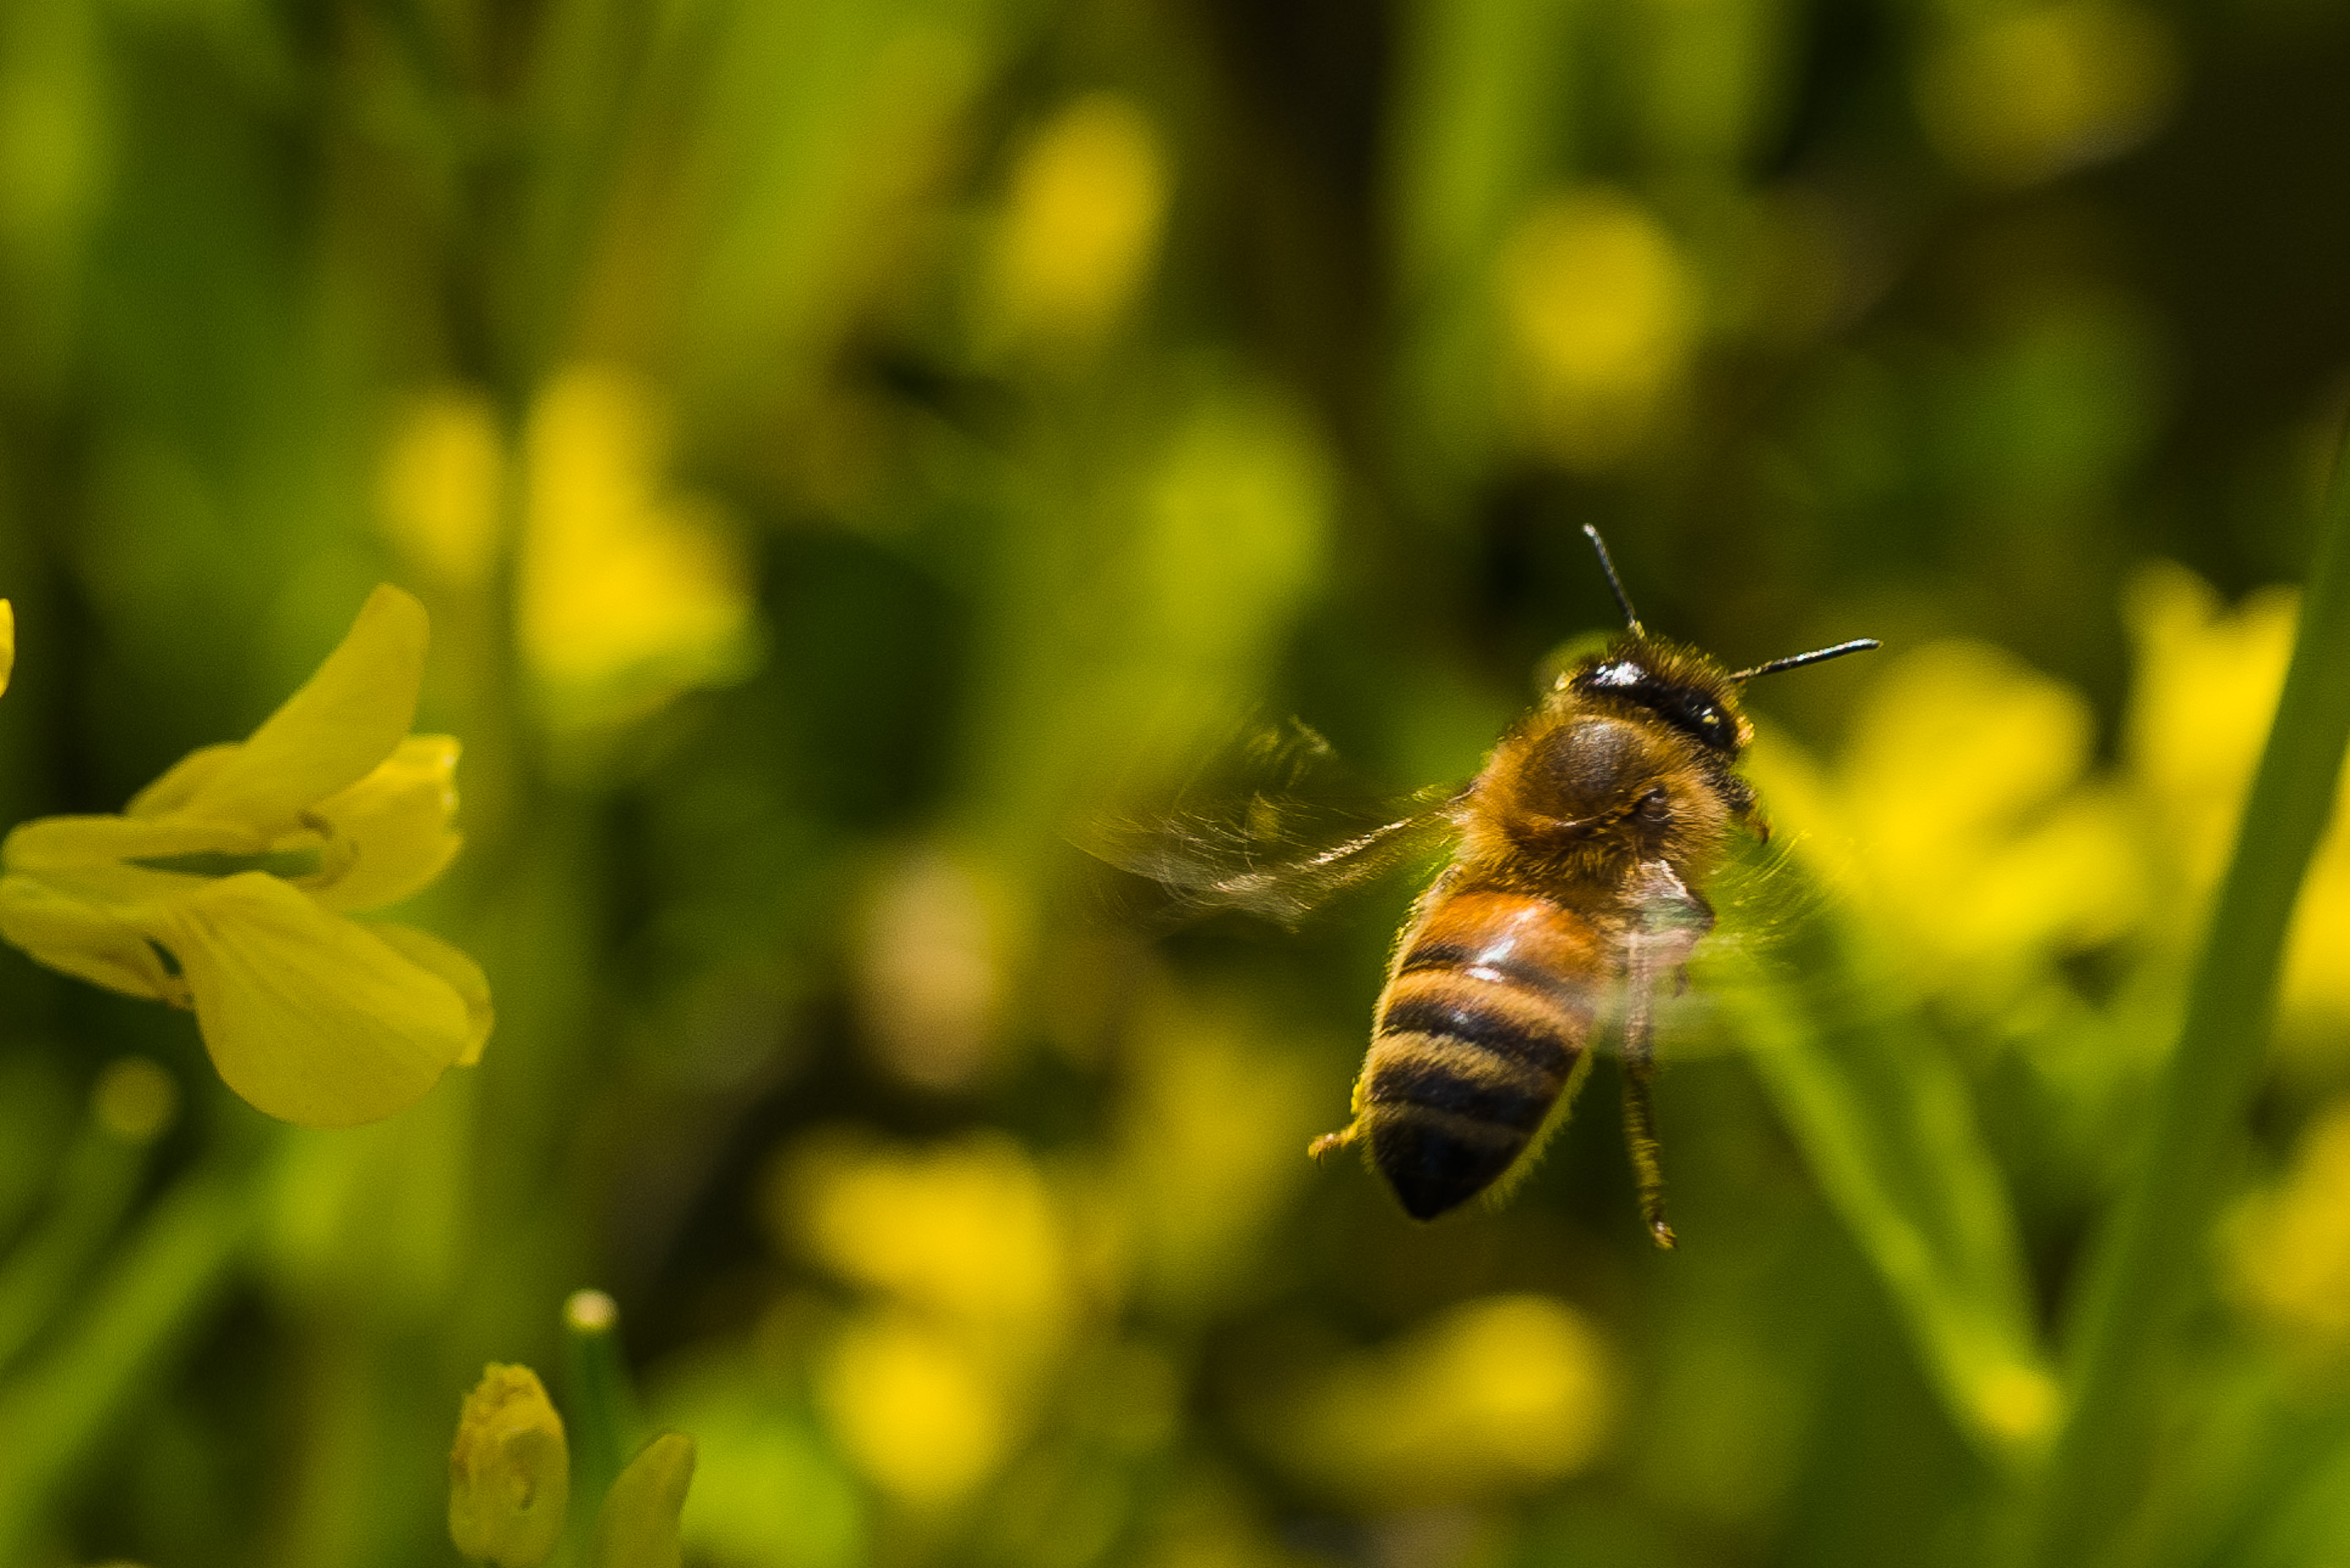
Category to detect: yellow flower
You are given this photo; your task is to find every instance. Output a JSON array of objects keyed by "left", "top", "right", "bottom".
[
  {"left": 0, "top": 598, "right": 14, "bottom": 697},
  {"left": 450, "top": 1364, "right": 571, "bottom": 1567},
  {"left": 0, "top": 585, "right": 491, "bottom": 1127}
]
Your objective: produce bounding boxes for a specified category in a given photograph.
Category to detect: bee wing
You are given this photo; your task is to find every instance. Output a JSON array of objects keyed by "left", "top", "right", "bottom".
[
  {"left": 1617, "top": 832, "right": 1869, "bottom": 1065},
  {"left": 1092, "top": 720, "right": 1463, "bottom": 927},
  {"left": 1680, "top": 831, "right": 1860, "bottom": 1008},
  {"left": 1111, "top": 802, "right": 1459, "bottom": 924}
]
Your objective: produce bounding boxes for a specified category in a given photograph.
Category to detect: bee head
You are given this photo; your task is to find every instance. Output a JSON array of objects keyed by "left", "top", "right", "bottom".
[
  {"left": 1562, "top": 637, "right": 1752, "bottom": 757},
  {"left": 1566, "top": 526, "right": 1882, "bottom": 755}
]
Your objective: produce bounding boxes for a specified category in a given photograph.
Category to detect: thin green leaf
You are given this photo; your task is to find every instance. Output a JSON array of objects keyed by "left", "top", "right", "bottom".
[
  {"left": 2022, "top": 427, "right": 2350, "bottom": 1568},
  {"left": 0, "top": 1165, "right": 254, "bottom": 1559}
]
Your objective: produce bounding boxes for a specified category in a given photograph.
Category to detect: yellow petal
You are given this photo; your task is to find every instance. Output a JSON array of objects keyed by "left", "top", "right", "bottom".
[
  {"left": 143, "top": 872, "right": 471, "bottom": 1127},
  {"left": 3, "top": 813, "right": 277, "bottom": 905},
  {"left": 128, "top": 743, "right": 242, "bottom": 818},
  {"left": 0, "top": 600, "right": 14, "bottom": 700},
  {"left": 0, "top": 875, "right": 180, "bottom": 1003},
  {"left": 309, "top": 736, "right": 463, "bottom": 912},
  {"left": 450, "top": 1364, "right": 570, "bottom": 1568},
  {"left": 371, "top": 923, "right": 494, "bottom": 1065},
  {"left": 173, "top": 585, "right": 428, "bottom": 831},
  {"left": 587, "top": 1433, "right": 696, "bottom": 1568}
]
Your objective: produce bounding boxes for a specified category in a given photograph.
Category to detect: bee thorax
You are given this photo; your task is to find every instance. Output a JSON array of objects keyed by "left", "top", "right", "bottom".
[{"left": 1512, "top": 716, "right": 1656, "bottom": 821}]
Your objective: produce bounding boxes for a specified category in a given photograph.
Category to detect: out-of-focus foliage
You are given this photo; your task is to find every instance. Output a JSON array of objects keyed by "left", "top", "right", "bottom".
[{"left": 3, "top": 0, "right": 2350, "bottom": 1565}]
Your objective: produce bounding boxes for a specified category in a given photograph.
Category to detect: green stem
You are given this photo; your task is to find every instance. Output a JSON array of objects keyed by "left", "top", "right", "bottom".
[
  {"left": 2021, "top": 433, "right": 2350, "bottom": 1565},
  {"left": 562, "top": 1288, "right": 646, "bottom": 1548},
  {"left": 0, "top": 1161, "right": 256, "bottom": 1559},
  {"left": 0, "top": 1111, "right": 155, "bottom": 1375}
]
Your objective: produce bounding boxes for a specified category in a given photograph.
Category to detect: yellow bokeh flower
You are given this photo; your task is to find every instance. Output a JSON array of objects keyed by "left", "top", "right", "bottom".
[
  {"left": 0, "top": 585, "right": 492, "bottom": 1127},
  {"left": 1915, "top": 1, "right": 2178, "bottom": 188},
  {"left": 1499, "top": 188, "right": 1697, "bottom": 471},
  {"left": 0, "top": 598, "right": 14, "bottom": 698},
  {"left": 853, "top": 847, "right": 1003, "bottom": 1092},
  {"left": 2234, "top": 1101, "right": 2350, "bottom": 1364},
  {"left": 817, "top": 1309, "right": 1009, "bottom": 1510},
  {"left": 2124, "top": 562, "right": 2296, "bottom": 890},
  {"left": 776, "top": 1130, "right": 1075, "bottom": 1509},
  {"left": 521, "top": 365, "right": 755, "bottom": 723},
  {"left": 375, "top": 370, "right": 757, "bottom": 736},
  {"left": 1262, "top": 1294, "right": 1615, "bottom": 1505},
  {"left": 2125, "top": 561, "right": 2350, "bottom": 1026},
  {"left": 781, "top": 1130, "right": 1069, "bottom": 1363},
  {"left": 450, "top": 1364, "right": 571, "bottom": 1568},
  {"left": 1115, "top": 990, "right": 1324, "bottom": 1316},
  {"left": 379, "top": 388, "right": 504, "bottom": 593},
  {"left": 1748, "top": 640, "right": 2140, "bottom": 1009},
  {"left": 985, "top": 93, "right": 1170, "bottom": 356}
]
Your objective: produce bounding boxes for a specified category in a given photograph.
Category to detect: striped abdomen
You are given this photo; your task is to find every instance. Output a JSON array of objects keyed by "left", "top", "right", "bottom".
[{"left": 1355, "top": 889, "right": 1611, "bottom": 1219}]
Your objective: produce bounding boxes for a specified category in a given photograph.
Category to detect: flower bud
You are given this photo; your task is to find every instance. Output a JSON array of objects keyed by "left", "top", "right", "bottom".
[
  {"left": 449, "top": 1364, "right": 570, "bottom": 1566},
  {"left": 588, "top": 1432, "right": 696, "bottom": 1568}
]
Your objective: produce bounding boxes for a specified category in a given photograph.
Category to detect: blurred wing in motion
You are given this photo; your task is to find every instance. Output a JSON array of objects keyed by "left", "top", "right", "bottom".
[
  {"left": 1617, "top": 859, "right": 1718, "bottom": 1250},
  {"left": 1093, "top": 719, "right": 1464, "bottom": 926},
  {"left": 1671, "top": 829, "right": 1866, "bottom": 1047}
]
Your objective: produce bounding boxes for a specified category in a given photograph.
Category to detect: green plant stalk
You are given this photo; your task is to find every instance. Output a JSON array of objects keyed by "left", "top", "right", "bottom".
[
  {"left": 0, "top": 1164, "right": 254, "bottom": 1560},
  {"left": 0, "top": 1114, "right": 154, "bottom": 1376},
  {"left": 563, "top": 1289, "right": 646, "bottom": 1551},
  {"left": 2021, "top": 439, "right": 2350, "bottom": 1567}
]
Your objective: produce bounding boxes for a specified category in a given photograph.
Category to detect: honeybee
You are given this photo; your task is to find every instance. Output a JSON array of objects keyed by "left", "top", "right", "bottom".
[{"left": 1124, "top": 527, "right": 1878, "bottom": 1246}]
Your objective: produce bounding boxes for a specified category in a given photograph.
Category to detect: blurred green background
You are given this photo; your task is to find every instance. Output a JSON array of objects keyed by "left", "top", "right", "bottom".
[{"left": 5, "top": 0, "right": 2350, "bottom": 1563}]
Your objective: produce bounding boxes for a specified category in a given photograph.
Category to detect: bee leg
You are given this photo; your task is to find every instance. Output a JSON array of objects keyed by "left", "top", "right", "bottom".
[
  {"left": 1621, "top": 1043, "right": 1676, "bottom": 1250},
  {"left": 1308, "top": 1124, "right": 1360, "bottom": 1161}
]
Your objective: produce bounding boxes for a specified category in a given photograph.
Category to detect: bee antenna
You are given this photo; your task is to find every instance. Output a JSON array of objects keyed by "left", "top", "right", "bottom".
[
  {"left": 1582, "top": 525, "right": 1644, "bottom": 634},
  {"left": 1731, "top": 639, "right": 1883, "bottom": 681}
]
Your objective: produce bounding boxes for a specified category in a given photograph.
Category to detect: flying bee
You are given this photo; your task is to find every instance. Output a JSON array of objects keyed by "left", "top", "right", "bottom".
[{"left": 1118, "top": 527, "right": 1878, "bottom": 1246}]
